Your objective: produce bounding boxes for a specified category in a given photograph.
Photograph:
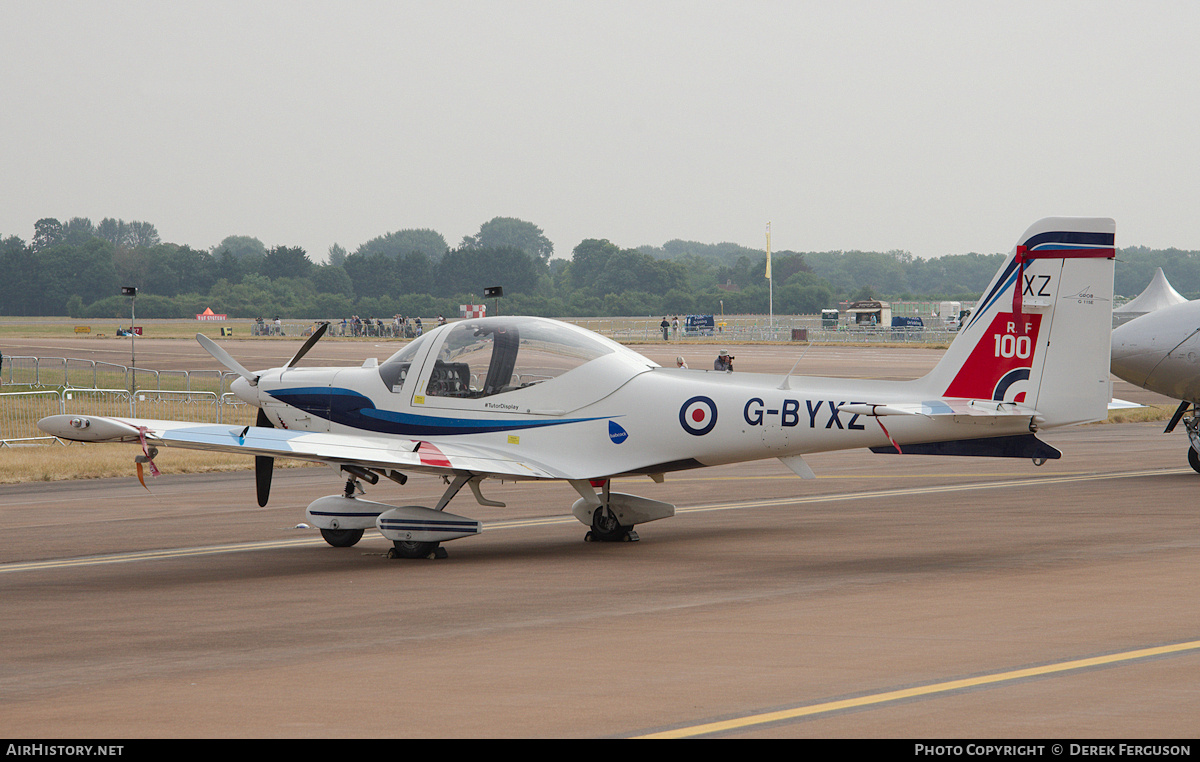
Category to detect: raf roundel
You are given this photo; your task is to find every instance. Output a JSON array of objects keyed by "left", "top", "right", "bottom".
[{"left": 679, "top": 396, "right": 718, "bottom": 436}]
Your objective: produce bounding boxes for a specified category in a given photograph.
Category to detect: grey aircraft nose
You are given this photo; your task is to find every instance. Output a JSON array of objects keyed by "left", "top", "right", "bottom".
[{"left": 1110, "top": 303, "right": 1200, "bottom": 395}]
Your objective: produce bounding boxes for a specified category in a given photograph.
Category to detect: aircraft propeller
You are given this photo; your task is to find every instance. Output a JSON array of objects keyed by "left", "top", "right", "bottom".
[
  {"left": 196, "top": 321, "right": 329, "bottom": 385},
  {"left": 196, "top": 322, "right": 329, "bottom": 506}
]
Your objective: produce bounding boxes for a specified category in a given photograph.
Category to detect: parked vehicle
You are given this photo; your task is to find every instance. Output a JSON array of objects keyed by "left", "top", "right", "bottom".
[{"left": 684, "top": 314, "right": 715, "bottom": 336}]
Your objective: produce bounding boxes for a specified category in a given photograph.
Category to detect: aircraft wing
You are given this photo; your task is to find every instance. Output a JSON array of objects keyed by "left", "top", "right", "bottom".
[{"left": 36, "top": 415, "right": 566, "bottom": 481}]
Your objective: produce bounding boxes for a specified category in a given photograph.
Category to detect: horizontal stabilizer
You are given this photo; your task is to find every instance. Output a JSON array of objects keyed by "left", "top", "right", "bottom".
[
  {"left": 1108, "top": 398, "right": 1143, "bottom": 410},
  {"left": 838, "top": 400, "right": 1041, "bottom": 420},
  {"left": 869, "top": 434, "right": 1061, "bottom": 460},
  {"left": 836, "top": 403, "right": 919, "bottom": 417}
]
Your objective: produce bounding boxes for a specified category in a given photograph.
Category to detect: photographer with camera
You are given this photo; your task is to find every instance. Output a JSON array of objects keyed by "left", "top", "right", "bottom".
[{"left": 714, "top": 349, "right": 734, "bottom": 372}]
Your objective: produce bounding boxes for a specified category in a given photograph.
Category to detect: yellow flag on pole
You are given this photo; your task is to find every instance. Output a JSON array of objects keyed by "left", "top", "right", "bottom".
[{"left": 765, "top": 222, "right": 772, "bottom": 280}]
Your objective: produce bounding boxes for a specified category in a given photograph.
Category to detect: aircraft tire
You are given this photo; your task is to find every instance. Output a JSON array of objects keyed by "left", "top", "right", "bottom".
[
  {"left": 1188, "top": 447, "right": 1200, "bottom": 474},
  {"left": 590, "top": 507, "right": 632, "bottom": 543},
  {"left": 321, "top": 528, "right": 365, "bottom": 547},
  {"left": 389, "top": 540, "right": 441, "bottom": 559}
]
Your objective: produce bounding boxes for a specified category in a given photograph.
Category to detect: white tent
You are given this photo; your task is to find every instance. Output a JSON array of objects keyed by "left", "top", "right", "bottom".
[{"left": 1114, "top": 267, "right": 1188, "bottom": 323}]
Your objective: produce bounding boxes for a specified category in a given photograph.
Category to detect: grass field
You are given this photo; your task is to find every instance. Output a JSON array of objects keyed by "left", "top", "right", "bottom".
[{"left": 0, "top": 442, "right": 317, "bottom": 484}]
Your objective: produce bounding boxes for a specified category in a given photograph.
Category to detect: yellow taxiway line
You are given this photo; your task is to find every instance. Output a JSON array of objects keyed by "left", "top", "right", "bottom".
[{"left": 635, "top": 639, "right": 1200, "bottom": 738}]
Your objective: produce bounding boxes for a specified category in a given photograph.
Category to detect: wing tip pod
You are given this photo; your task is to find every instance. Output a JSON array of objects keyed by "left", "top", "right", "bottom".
[{"left": 37, "top": 414, "right": 143, "bottom": 442}]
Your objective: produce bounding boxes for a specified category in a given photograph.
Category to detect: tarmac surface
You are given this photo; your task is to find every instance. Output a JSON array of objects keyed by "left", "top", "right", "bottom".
[{"left": 1, "top": 333, "right": 1196, "bottom": 738}]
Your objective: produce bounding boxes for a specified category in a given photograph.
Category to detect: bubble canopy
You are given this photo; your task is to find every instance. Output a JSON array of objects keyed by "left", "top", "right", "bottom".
[{"left": 378, "top": 317, "right": 653, "bottom": 406}]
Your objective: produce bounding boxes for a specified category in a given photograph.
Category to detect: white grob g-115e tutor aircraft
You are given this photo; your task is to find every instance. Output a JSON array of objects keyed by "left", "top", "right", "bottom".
[
  {"left": 40, "top": 217, "right": 1117, "bottom": 560},
  {"left": 1110, "top": 299, "right": 1200, "bottom": 473}
]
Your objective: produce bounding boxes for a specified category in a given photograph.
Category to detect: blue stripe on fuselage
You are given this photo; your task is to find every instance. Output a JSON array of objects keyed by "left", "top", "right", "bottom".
[{"left": 267, "top": 386, "right": 605, "bottom": 436}]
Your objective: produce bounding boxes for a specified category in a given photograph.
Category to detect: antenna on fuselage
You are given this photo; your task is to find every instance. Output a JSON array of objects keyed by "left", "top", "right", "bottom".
[{"left": 777, "top": 341, "right": 816, "bottom": 391}]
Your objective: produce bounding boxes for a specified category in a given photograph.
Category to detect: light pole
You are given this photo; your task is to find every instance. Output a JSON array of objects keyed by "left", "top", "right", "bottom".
[
  {"left": 485, "top": 286, "right": 503, "bottom": 316},
  {"left": 122, "top": 286, "right": 137, "bottom": 391}
]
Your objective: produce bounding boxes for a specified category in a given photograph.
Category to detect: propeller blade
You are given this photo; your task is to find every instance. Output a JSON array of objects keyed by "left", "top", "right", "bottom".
[
  {"left": 255, "top": 408, "right": 274, "bottom": 507},
  {"left": 285, "top": 322, "right": 329, "bottom": 369},
  {"left": 255, "top": 456, "right": 274, "bottom": 507},
  {"left": 196, "top": 333, "right": 258, "bottom": 384}
]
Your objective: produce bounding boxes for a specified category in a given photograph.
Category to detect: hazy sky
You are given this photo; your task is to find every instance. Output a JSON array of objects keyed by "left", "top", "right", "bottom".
[{"left": 3, "top": 1, "right": 1198, "bottom": 261}]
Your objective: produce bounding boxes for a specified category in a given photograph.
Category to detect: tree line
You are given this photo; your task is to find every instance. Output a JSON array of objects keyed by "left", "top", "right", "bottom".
[{"left": 1, "top": 215, "right": 1196, "bottom": 319}]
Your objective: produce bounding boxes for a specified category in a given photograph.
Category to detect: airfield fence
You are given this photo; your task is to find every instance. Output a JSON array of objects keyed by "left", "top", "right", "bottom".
[
  {"left": 1, "top": 356, "right": 236, "bottom": 394},
  {"left": 0, "top": 354, "right": 258, "bottom": 445},
  {"left": 565, "top": 316, "right": 963, "bottom": 344},
  {"left": 0, "top": 387, "right": 257, "bottom": 446},
  {"left": 0, "top": 390, "right": 65, "bottom": 446},
  {"left": 257, "top": 317, "right": 964, "bottom": 343}
]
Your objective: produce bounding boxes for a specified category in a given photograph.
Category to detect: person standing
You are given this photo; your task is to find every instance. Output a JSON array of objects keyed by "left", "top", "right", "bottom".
[{"left": 660, "top": 317, "right": 670, "bottom": 341}]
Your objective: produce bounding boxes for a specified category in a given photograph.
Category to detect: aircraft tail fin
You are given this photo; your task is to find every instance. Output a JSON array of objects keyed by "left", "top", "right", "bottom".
[{"left": 921, "top": 218, "right": 1116, "bottom": 428}]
